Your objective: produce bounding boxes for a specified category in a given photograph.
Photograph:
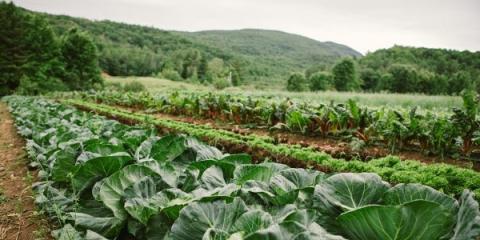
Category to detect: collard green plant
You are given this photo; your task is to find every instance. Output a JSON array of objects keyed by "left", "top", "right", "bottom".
[{"left": 4, "top": 96, "right": 480, "bottom": 240}]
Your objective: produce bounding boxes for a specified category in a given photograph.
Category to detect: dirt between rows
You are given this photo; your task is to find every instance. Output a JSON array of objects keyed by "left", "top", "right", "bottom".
[
  {"left": 0, "top": 102, "right": 52, "bottom": 240},
  {"left": 112, "top": 104, "right": 476, "bottom": 170}
]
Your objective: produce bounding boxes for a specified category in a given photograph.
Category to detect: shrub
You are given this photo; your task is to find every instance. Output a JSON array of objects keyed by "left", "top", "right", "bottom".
[
  {"left": 161, "top": 68, "right": 182, "bottom": 81},
  {"left": 213, "top": 77, "right": 231, "bottom": 90},
  {"left": 286, "top": 72, "right": 307, "bottom": 92},
  {"left": 123, "top": 81, "right": 146, "bottom": 92},
  {"left": 309, "top": 71, "right": 333, "bottom": 91}
]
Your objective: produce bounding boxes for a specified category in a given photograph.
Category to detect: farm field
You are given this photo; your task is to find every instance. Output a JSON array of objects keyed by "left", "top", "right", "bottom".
[
  {"left": 105, "top": 76, "right": 464, "bottom": 110},
  {"left": 2, "top": 1, "right": 480, "bottom": 239},
  {"left": 2, "top": 95, "right": 480, "bottom": 240},
  {"left": 57, "top": 89, "right": 480, "bottom": 165}
]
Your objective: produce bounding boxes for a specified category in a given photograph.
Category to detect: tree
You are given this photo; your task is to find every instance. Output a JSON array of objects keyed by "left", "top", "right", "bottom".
[
  {"left": 332, "top": 58, "right": 360, "bottom": 91},
  {"left": 0, "top": 3, "right": 68, "bottom": 95},
  {"left": 286, "top": 72, "right": 307, "bottom": 91},
  {"left": 197, "top": 55, "right": 208, "bottom": 82},
  {"left": 207, "top": 58, "right": 225, "bottom": 81},
  {"left": 309, "top": 72, "right": 333, "bottom": 91},
  {"left": 359, "top": 68, "right": 381, "bottom": 91},
  {"left": 387, "top": 64, "right": 418, "bottom": 93},
  {"left": 0, "top": 2, "right": 28, "bottom": 95},
  {"left": 60, "top": 28, "right": 103, "bottom": 90}
]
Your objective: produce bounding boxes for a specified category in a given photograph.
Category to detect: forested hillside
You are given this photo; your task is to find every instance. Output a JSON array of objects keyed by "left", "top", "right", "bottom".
[
  {"left": 178, "top": 29, "right": 361, "bottom": 83},
  {"left": 34, "top": 9, "right": 360, "bottom": 86},
  {"left": 358, "top": 46, "right": 480, "bottom": 94},
  {"left": 291, "top": 46, "right": 480, "bottom": 95},
  {"left": 4, "top": 4, "right": 479, "bottom": 95}
]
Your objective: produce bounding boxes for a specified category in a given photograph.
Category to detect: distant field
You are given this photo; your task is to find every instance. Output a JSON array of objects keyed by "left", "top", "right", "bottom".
[{"left": 105, "top": 76, "right": 462, "bottom": 110}]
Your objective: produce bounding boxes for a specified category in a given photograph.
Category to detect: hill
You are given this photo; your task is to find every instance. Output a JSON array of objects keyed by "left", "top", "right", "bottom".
[
  {"left": 177, "top": 29, "right": 361, "bottom": 83},
  {"left": 358, "top": 45, "right": 480, "bottom": 94},
  {"left": 24, "top": 8, "right": 359, "bottom": 87}
]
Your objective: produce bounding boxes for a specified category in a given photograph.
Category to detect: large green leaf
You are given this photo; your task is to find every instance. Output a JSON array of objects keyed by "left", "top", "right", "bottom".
[
  {"left": 337, "top": 200, "right": 455, "bottom": 240},
  {"left": 170, "top": 198, "right": 248, "bottom": 239},
  {"left": 450, "top": 190, "right": 480, "bottom": 240},
  {"left": 95, "top": 164, "right": 161, "bottom": 219},
  {"left": 124, "top": 177, "right": 194, "bottom": 225},
  {"left": 54, "top": 224, "right": 83, "bottom": 240},
  {"left": 246, "top": 209, "right": 346, "bottom": 240},
  {"left": 230, "top": 209, "right": 274, "bottom": 237},
  {"left": 200, "top": 166, "right": 227, "bottom": 190},
  {"left": 313, "top": 173, "right": 390, "bottom": 212},
  {"left": 72, "top": 153, "right": 132, "bottom": 193},
  {"left": 383, "top": 183, "right": 458, "bottom": 213},
  {"left": 69, "top": 200, "right": 125, "bottom": 238},
  {"left": 49, "top": 147, "right": 79, "bottom": 183},
  {"left": 234, "top": 163, "right": 288, "bottom": 185}
]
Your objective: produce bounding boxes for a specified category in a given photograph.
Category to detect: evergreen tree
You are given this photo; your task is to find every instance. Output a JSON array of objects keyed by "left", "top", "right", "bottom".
[
  {"left": 0, "top": 2, "right": 27, "bottom": 96},
  {"left": 60, "top": 28, "right": 103, "bottom": 90}
]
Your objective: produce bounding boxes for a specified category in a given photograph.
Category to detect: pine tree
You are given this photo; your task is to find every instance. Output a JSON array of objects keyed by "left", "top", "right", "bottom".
[{"left": 0, "top": 2, "right": 27, "bottom": 96}]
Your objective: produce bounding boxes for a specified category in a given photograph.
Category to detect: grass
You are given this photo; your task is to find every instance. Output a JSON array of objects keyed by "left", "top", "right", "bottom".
[
  {"left": 105, "top": 76, "right": 462, "bottom": 110},
  {"left": 0, "top": 187, "right": 6, "bottom": 204}
]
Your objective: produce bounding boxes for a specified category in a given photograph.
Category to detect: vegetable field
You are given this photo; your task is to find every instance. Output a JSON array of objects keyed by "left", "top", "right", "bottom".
[
  {"left": 58, "top": 90, "right": 480, "bottom": 161},
  {"left": 2, "top": 95, "right": 480, "bottom": 240}
]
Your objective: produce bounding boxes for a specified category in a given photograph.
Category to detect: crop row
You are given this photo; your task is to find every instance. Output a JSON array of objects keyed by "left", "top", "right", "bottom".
[
  {"left": 64, "top": 98, "right": 480, "bottom": 199},
  {"left": 58, "top": 90, "right": 480, "bottom": 159},
  {"left": 5, "top": 96, "right": 480, "bottom": 240}
]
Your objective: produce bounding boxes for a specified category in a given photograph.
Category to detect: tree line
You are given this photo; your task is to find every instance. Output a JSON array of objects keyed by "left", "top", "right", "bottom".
[
  {"left": 46, "top": 13, "right": 245, "bottom": 88},
  {"left": 287, "top": 46, "right": 480, "bottom": 95},
  {"left": 0, "top": 2, "right": 102, "bottom": 96}
]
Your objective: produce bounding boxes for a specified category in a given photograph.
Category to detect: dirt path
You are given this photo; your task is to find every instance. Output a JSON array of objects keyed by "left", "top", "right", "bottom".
[{"left": 0, "top": 102, "right": 52, "bottom": 240}]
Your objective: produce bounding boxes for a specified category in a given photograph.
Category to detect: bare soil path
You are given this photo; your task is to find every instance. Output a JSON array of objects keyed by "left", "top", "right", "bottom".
[{"left": 0, "top": 102, "right": 52, "bottom": 240}]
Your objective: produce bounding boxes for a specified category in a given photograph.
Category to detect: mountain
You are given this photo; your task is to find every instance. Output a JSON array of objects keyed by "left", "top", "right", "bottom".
[{"left": 177, "top": 29, "right": 361, "bottom": 84}]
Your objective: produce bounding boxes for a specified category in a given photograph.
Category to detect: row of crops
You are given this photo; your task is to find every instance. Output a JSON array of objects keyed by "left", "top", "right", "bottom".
[
  {"left": 57, "top": 90, "right": 480, "bottom": 159},
  {"left": 4, "top": 96, "right": 480, "bottom": 239},
  {"left": 66, "top": 98, "right": 480, "bottom": 198}
]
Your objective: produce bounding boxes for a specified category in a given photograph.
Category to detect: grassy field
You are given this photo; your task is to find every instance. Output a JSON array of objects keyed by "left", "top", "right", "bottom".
[{"left": 105, "top": 76, "right": 463, "bottom": 110}]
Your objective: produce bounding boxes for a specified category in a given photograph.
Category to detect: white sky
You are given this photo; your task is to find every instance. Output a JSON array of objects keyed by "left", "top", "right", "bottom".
[{"left": 10, "top": 0, "right": 480, "bottom": 54}]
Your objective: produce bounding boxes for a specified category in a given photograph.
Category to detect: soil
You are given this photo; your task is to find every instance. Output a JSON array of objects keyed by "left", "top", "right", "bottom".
[
  {"left": 114, "top": 105, "right": 475, "bottom": 170},
  {"left": 0, "top": 103, "right": 52, "bottom": 240}
]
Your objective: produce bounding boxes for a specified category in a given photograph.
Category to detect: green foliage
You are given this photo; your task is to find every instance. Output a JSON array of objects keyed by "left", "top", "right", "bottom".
[
  {"left": 123, "top": 81, "right": 146, "bottom": 92},
  {"left": 160, "top": 68, "right": 182, "bottom": 81},
  {"left": 181, "top": 29, "right": 361, "bottom": 85},
  {"left": 309, "top": 71, "right": 333, "bottom": 91},
  {"left": 60, "top": 28, "right": 103, "bottom": 90},
  {"left": 64, "top": 97, "right": 480, "bottom": 200},
  {"left": 5, "top": 96, "right": 480, "bottom": 239},
  {"left": 332, "top": 58, "right": 360, "bottom": 91},
  {"left": 213, "top": 77, "right": 231, "bottom": 90},
  {"left": 0, "top": 2, "right": 102, "bottom": 95},
  {"left": 286, "top": 72, "right": 307, "bottom": 92},
  {"left": 358, "top": 46, "right": 480, "bottom": 94}
]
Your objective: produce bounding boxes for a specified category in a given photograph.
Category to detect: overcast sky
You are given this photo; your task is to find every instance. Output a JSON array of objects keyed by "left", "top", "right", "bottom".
[{"left": 11, "top": 0, "right": 480, "bottom": 54}]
